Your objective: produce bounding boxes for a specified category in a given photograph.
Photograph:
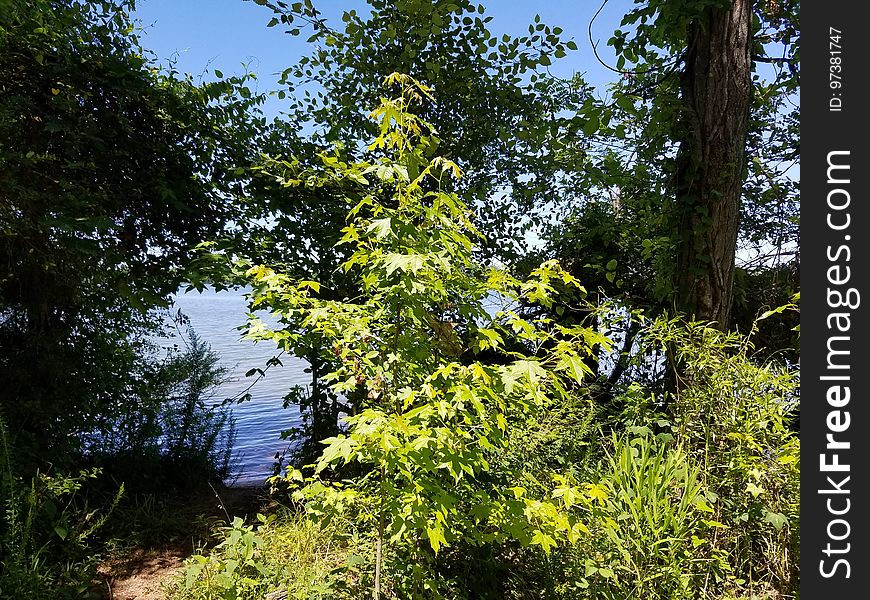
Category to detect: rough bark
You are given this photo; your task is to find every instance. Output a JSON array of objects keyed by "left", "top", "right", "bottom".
[{"left": 673, "top": 0, "right": 752, "bottom": 329}]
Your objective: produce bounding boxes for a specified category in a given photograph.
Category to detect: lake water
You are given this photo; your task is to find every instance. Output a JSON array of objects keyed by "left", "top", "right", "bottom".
[{"left": 169, "top": 288, "right": 307, "bottom": 486}]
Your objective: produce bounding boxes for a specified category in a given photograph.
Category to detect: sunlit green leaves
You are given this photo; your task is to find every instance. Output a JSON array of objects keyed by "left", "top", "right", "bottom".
[
  {"left": 382, "top": 253, "right": 426, "bottom": 276},
  {"left": 243, "top": 78, "right": 603, "bottom": 595},
  {"left": 501, "top": 360, "right": 546, "bottom": 393},
  {"left": 763, "top": 511, "right": 788, "bottom": 531},
  {"left": 425, "top": 524, "right": 447, "bottom": 553},
  {"left": 556, "top": 353, "right": 592, "bottom": 385}
]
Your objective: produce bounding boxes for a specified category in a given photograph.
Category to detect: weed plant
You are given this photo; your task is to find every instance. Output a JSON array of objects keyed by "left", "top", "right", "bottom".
[{"left": 0, "top": 418, "right": 122, "bottom": 599}]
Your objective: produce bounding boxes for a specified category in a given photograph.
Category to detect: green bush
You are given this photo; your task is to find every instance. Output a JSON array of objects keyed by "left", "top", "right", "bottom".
[
  {"left": 654, "top": 320, "right": 800, "bottom": 596},
  {"left": 525, "top": 318, "right": 800, "bottom": 600},
  {"left": 95, "top": 327, "right": 239, "bottom": 548},
  {"left": 168, "top": 509, "right": 348, "bottom": 600},
  {"left": 0, "top": 419, "right": 122, "bottom": 599},
  {"left": 86, "top": 325, "right": 237, "bottom": 494}
]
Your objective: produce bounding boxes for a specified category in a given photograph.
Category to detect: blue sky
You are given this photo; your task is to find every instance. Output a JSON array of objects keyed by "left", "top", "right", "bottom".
[{"left": 132, "top": 0, "right": 633, "bottom": 118}]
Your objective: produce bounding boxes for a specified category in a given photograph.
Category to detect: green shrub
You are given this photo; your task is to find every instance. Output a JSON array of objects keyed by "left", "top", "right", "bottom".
[
  {"left": 95, "top": 328, "right": 238, "bottom": 548},
  {"left": 87, "top": 325, "right": 237, "bottom": 494},
  {"left": 0, "top": 419, "right": 122, "bottom": 599},
  {"left": 527, "top": 318, "right": 800, "bottom": 600},
  {"left": 168, "top": 509, "right": 348, "bottom": 600},
  {"left": 238, "top": 75, "right": 604, "bottom": 599},
  {"left": 655, "top": 320, "right": 800, "bottom": 596}
]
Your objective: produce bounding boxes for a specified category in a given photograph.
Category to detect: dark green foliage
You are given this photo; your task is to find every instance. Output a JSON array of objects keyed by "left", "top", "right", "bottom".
[
  {"left": 731, "top": 263, "right": 799, "bottom": 362},
  {"left": 0, "top": 5, "right": 251, "bottom": 589},
  {"left": 0, "top": 0, "right": 249, "bottom": 305},
  {"left": 0, "top": 0, "right": 253, "bottom": 471},
  {"left": 0, "top": 418, "right": 123, "bottom": 599},
  {"left": 257, "top": 0, "right": 585, "bottom": 263},
  {"left": 84, "top": 326, "right": 237, "bottom": 492},
  {"left": 548, "top": 198, "right": 672, "bottom": 315}
]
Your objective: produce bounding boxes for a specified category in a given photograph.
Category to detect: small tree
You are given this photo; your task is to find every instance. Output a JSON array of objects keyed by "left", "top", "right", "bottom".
[
  {"left": 160, "top": 329, "right": 236, "bottom": 481},
  {"left": 244, "top": 75, "right": 608, "bottom": 597}
]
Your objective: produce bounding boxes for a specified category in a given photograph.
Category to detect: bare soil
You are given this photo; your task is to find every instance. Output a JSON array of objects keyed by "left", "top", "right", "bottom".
[
  {"left": 98, "top": 485, "right": 268, "bottom": 600},
  {"left": 100, "top": 547, "right": 188, "bottom": 600}
]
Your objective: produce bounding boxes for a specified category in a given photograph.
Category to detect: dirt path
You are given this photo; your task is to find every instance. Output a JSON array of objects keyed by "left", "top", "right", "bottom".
[
  {"left": 101, "top": 547, "right": 189, "bottom": 600},
  {"left": 99, "top": 485, "right": 268, "bottom": 600}
]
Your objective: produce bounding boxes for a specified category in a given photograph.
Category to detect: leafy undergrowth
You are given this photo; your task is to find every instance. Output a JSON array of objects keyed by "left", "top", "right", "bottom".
[
  {"left": 97, "top": 485, "right": 271, "bottom": 600},
  {"left": 164, "top": 507, "right": 349, "bottom": 600},
  {"left": 166, "top": 80, "right": 799, "bottom": 600}
]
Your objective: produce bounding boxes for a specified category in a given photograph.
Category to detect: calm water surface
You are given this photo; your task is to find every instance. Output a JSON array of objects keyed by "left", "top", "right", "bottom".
[{"left": 169, "top": 288, "right": 306, "bottom": 486}]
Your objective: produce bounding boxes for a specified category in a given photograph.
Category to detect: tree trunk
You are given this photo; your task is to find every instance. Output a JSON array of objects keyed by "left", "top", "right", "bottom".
[{"left": 672, "top": 0, "right": 752, "bottom": 329}]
